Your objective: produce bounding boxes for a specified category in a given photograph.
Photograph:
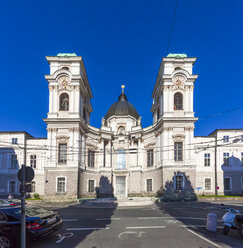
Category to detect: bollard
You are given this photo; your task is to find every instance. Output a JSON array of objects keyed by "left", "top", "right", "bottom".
[{"left": 206, "top": 213, "right": 217, "bottom": 232}]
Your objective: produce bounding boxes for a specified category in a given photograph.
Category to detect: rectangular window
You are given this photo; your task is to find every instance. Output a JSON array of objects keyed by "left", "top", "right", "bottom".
[
  {"left": 224, "top": 177, "right": 231, "bottom": 191},
  {"left": 205, "top": 178, "right": 211, "bottom": 190},
  {"left": 59, "top": 144, "right": 67, "bottom": 163},
  {"left": 175, "top": 176, "right": 183, "bottom": 190},
  {"left": 223, "top": 136, "right": 229, "bottom": 142},
  {"left": 31, "top": 181, "right": 35, "bottom": 193},
  {"left": 147, "top": 150, "right": 154, "bottom": 167},
  {"left": 146, "top": 179, "right": 152, "bottom": 192},
  {"left": 30, "top": 155, "right": 37, "bottom": 168},
  {"left": 88, "top": 180, "right": 95, "bottom": 192},
  {"left": 204, "top": 153, "right": 210, "bottom": 166},
  {"left": 174, "top": 142, "right": 183, "bottom": 161},
  {"left": 241, "top": 136, "right": 243, "bottom": 142},
  {"left": 57, "top": 177, "right": 66, "bottom": 192},
  {"left": 11, "top": 138, "right": 18, "bottom": 144},
  {"left": 10, "top": 154, "right": 17, "bottom": 169},
  {"left": 223, "top": 153, "right": 230, "bottom": 166},
  {"left": 241, "top": 153, "right": 243, "bottom": 166},
  {"left": 9, "top": 181, "right": 16, "bottom": 193},
  {"left": 241, "top": 177, "right": 243, "bottom": 190},
  {"left": 88, "top": 150, "right": 95, "bottom": 168},
  {"left": 117, "top": 150, "right": 126, "bottom": 169}
]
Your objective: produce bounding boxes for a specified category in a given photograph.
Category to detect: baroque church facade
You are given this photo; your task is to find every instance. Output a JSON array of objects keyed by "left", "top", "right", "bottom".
[{"left": 0, "top": 53, "right": 243, "bottom": 199}]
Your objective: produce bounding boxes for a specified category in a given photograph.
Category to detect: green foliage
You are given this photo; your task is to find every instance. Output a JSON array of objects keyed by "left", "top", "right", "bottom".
[{"left": 33, "top": 193, "right": 40, "bottom": 199}]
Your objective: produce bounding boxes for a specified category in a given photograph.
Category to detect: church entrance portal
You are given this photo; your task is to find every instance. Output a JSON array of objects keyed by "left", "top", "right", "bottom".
[{"left": 116, "top": 176, "right": 126, "bottom": 198}]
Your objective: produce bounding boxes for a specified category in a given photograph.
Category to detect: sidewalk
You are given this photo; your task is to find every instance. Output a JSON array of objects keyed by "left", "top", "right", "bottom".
[{"left": 78, "top": 197, "right": 154, "bottom": 208}]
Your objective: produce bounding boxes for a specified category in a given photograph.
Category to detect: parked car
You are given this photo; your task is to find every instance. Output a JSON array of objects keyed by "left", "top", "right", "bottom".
[
  {"left": 0, "top": 205, "right": 63, "bottom": 247},
  {"left": 0, "top": 199, "right": 20, "bottom": 207}
]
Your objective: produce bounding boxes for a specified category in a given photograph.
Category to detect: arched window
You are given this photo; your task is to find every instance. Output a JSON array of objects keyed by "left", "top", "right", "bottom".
[
  {"left": 59, "top": 93, "right": 69, "bottom": 111},
  {"left": 118, "top": 126, "right": 125, "bottom": 135},
  {"left": 117, "top": 149, "right": 126, "bottom": 169},
  {"left": 174, "top": 92, "right": 183, "bottom": 110}
]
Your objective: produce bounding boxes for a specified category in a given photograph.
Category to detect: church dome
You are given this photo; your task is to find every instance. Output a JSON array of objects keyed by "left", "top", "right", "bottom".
[{"left": 104, "top": 93, "right": 140, "bottom": 120}]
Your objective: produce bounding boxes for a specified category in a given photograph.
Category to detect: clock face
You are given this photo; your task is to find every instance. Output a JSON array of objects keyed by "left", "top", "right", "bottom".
[
  {"left": 59, "top": 77, "right": 70, "bottom": 89},
  {"left": 173, "top": 76, "right": 184, "bottom": 89}
]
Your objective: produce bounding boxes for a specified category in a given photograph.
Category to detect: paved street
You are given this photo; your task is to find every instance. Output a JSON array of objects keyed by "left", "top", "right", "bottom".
[{"left": 30, "top": 201, "right": 243, "bottom": 248}]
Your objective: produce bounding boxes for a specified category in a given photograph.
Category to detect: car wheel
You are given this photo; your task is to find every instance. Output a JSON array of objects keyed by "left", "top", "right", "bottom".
[
  {"left": 222, "top": 225, "right": 230, "bottom": 235},
  {"left": 0, "top": 236, "right": 11, "bottom": 248}
]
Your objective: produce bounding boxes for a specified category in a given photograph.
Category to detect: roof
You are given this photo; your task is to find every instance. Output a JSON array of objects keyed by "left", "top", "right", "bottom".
[
  {"left": 167, "top": 53, "right": 187, "bottom": 58},
  {"left": 104, "top": 93, "right": 140, "bottom": 121},
  {"left": 57, "top": 53, "right": 77, "bottom": 57},
  {"left": 208, "top": 129, "right": 243, "bottom": 136},
  {"left": 0, "top": 131, "right": 33, "bottom": 137}
]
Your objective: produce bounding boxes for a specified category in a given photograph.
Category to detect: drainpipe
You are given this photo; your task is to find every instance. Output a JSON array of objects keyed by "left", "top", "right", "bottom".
[{"left": 214, "top": 134, "right": 218, "bottom": 196}]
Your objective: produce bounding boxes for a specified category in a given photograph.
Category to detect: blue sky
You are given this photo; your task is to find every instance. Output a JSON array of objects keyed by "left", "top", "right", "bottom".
[{"left": 0, "top": 0, "right": 243, "bottom": 137}]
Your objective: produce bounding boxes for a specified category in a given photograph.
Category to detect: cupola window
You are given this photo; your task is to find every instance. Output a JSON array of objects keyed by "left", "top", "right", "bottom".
[
  {"left": 59, "top": 93, "right": 69, "bottom": 111},
  {"left": 174, "top": 92, "right": 183, "bottom": 110}
]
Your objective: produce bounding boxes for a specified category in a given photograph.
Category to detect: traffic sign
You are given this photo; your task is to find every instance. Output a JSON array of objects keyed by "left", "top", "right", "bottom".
[{"left": 18, "top": 166, "right": 35, "bottom": 183}]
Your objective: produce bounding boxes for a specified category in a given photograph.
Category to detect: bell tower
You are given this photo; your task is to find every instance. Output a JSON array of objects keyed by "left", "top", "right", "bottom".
[
  {"left": 151, "top": 54, "right": 198, "bottom": 167},
  {"left": 43, "top": 53, "right": 93, "bottom": 198},
  {"left": 151, "top": 54, "right": 198, "bottom": 122}
]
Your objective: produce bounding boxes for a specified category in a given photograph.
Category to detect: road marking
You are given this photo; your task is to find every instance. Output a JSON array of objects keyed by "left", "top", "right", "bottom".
[
  {"left": 62, "top": 219, "right": 78, "bottom": 222},
  {"left": 126, "top": 226, "right": 166, "bottom": 229},
  {"left": 56, "top": 232, "right": 73, "bottom": 244},
  {"left": 181, "top": 225, "right": 222, "bottom": 228},
  {"left": 138, "top": 217, "right": 206, "bottom": 220},
  {"left": 95, "top": 218, "right": 120, "bottom": 221},
  {"left": 118, "top": 231, "right": 145, "bottom": 240},
  {"left": 183, "top": 227, "right": 222, "bottom": 248},
  {"left": 66, "top": 227, "right": 110, "bottom": 231}
]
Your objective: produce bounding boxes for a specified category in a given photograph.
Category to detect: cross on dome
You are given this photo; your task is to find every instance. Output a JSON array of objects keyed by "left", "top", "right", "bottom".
[{"left": 121, "top": 85, "right": 125, "bottom": 94}]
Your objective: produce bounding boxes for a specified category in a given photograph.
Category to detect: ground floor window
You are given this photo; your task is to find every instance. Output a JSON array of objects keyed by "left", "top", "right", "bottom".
[
  {"left": 204, "top": 178, "right": 211, "bottom": 190},
  {"left": 224, "top": 177, "right": 232, "bottom": 191},
  {"left": 9, "top": 181, "right": 16, "bottom": 193},
  {"left": 31, "top": 181, "right": 36, "bottom": 193},
  {"left": 175, "top": 176, "right": 183, "bottom": 190},
  {"left": 57, "top": 177, "right": 66, "bottom": 192},
  {"left": 88, "top": 180, "right": 95, "bottom": 192},
  {"left": 146, "top": 179, "right": 152, "bottom": 192}
]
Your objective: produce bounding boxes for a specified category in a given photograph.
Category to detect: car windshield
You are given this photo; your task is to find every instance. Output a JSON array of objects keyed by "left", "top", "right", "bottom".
[{"left": 13, "top": 207, "right": 49, "bottom": 217}]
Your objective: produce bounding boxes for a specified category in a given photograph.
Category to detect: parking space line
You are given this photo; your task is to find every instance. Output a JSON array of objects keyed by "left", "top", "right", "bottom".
[
  {"left": 138, "top": 217, "right": 206, "bottom": 220},
  {"left": 183, "top": 227, "right": 222, "bottom": 248},
  {"left": 62, "top": 219, "right": 79, "bottom": 221},
  {"left": 66, "top": 227, "right": 110, "bottom": 231},
  {"left": 95, "top": 218, "right": 121, "bottom": 221},
  {"left": 126, "top": 226, "right": 166, "bottom": 229}
]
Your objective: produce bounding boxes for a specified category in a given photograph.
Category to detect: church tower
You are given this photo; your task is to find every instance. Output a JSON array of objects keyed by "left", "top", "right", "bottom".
[
  {"left": 43, "top": 53, "right": 92, "bottom": 198},
  {"left": 151, "top": 54, "right": 198, "bottom": 190}
]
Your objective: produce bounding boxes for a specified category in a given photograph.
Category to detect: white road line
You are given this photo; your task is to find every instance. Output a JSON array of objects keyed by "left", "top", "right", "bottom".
[
  {"left": 180, "top": 225, "right": 222, "bottom": 229},
  {"left": 62, "top": 219, "right": 79, "bottom": 222},
  {"left": 184, "top": 227, "right": 222, "bottom": 248},
  {"left": 95, "top": 218, "right": 120, "bottom": 221},
  {"left": 138, "top": 217, "right": 206, "bottom": 220},
  {"left": 126, "top": 226, "right": 166, "bottom": 229},
  {"left": 66, "top": 227, "right": 110, "bottom": 231}
]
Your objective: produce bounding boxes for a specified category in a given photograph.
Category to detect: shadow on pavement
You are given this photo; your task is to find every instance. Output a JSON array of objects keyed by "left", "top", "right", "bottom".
[
  {"left": 155, "top": 172, "right": 243, "bottom": 248},
  {"left": 29, "top": 175, "right": 117, "bottom": 248}
]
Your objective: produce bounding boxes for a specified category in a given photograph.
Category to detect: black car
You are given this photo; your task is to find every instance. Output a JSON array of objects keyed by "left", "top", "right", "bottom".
[{"left": 0, "top": 205, "right": 63, "bottom": 247}]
